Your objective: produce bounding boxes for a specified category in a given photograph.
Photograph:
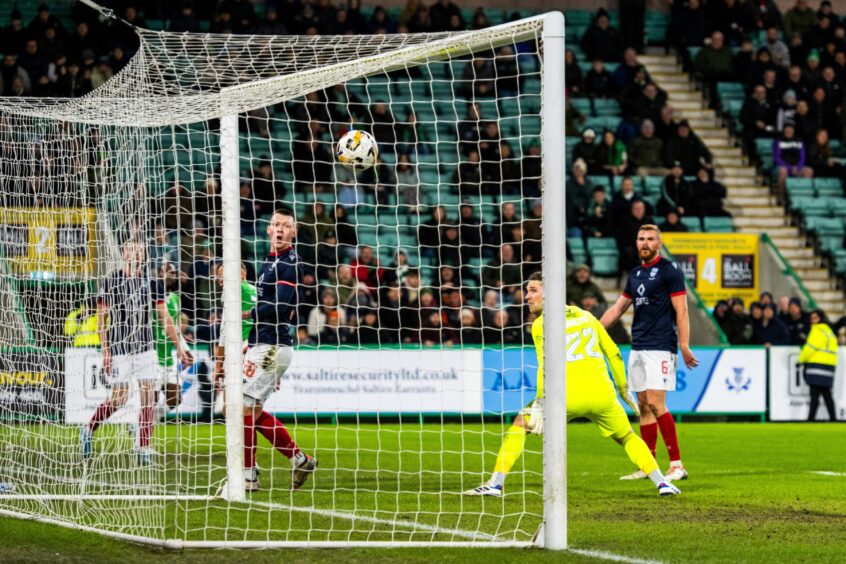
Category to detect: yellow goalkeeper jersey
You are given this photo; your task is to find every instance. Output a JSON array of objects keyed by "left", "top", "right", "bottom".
[{"left": 531, "top": 305, "right": 627, "bottom": 399}]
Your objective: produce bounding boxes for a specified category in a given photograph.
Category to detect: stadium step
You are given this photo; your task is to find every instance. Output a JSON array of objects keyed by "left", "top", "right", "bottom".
[{"left": 645, "top": 52, "right": 846, "bottom": 317}]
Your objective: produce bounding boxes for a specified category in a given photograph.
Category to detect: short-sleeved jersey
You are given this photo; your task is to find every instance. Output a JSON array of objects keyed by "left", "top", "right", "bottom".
[
  {"left": 621, "top": 256, "right": 686, "bottom": 352},
  {"left": 249, "top": 247, "right": 301, "bottom": 347},
  {"left": 98, "top": 270, "right": 164, "bottom": 356},
  {"left": 153, "top": 292, "right": 181, "bottom": 366},
  {"left": 531, "top": 306, "right": 626, "bottom": 400},
  {"left": 218, "top": 281, "right": 259, "bottom": 346}
]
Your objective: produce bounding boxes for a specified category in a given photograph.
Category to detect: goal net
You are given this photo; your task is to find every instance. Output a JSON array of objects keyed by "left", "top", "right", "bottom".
[{"left": 0, "top": 7, "right": 565, "bottom": 548}]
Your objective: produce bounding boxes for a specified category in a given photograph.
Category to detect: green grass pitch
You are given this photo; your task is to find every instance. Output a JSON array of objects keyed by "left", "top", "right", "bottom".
[{"left": 1, "top": 422, "right": 844, "bottom": 563}]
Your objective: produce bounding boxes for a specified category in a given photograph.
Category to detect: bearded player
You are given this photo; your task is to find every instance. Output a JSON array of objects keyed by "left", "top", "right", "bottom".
[
  {"left": 220, "top": 208, "right": 316, "bottom": 492},
  {"left": 464, "top": 271, "right": 680, "bottom": 497},
  {"left": 601, "top": 225, "right": 698, "bottom": 482}
]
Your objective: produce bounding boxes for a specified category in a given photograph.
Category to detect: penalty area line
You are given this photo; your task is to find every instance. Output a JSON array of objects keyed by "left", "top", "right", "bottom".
[
  {"left": 246, "top": 499, "right": 498, "bottom": 542},
  {"left": 568, "top": 548, "right": 663, "bottom": 564},
  {"left": 807, "top": 471, "right": 846, "bottom": 477}
]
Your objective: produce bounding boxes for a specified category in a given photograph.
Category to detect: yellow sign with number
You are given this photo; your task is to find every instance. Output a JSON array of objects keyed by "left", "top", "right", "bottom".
[
  {"left": 0, "top": 207, "right": 96, "bottom": 278},
  {"left": 662, "top": 233, "right": 759, "bottom": 306}
]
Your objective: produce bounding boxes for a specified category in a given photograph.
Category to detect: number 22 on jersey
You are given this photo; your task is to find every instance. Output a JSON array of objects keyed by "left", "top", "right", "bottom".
[{"left": 566, "top": 327, "right": 601, "bottom": 361}]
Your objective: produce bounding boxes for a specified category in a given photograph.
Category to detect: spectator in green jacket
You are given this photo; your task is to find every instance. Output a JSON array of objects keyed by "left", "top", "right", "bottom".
[
  {"left": 695, "top": 31, "right": 735, "bottom": 102},
  {"left": 568, "top": 264, "right": 607, "bottom": 307},
  {"left": 783, "top": 0, "right": 818, "bottom": 39},
  {"left": 628, "top": 119, "right": 667, "bottom": 177}
]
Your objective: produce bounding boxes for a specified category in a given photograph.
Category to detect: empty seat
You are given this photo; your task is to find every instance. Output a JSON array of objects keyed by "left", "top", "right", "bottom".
[
  {"left": 703, "top": 216, "right": 735, "bottom": 232},
  {"left": 681, "top": 216, "right": 702, "bottom": 232}
]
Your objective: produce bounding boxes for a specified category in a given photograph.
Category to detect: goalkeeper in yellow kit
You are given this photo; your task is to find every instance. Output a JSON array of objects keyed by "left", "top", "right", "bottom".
[{"left": 464, "top": 272, "right": 680, "bottom": 497}]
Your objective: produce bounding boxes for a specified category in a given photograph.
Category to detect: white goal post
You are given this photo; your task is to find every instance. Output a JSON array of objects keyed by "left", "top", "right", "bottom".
[{"left": 0, "top": 2, "right": 566, "bottom": 549}]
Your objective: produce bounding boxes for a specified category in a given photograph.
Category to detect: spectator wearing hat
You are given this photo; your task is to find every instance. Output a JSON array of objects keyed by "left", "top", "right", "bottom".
[
  {"left": 753, "top": 303, "right": 790, "bottom": 346},
  {"left": 800, "top": 309, "right": 839, "bottom": 421},
  {"left": 786, "top": 297, "right": 811, "bottom": 345},
  {"left": 663, "top": 120, "right": 712, "bottom": 175},
  {"left": 572, "top": 129, "right": 602, "bottom": 174},
  {"left": 568, "top": 264, "right": 607, "bottom": 308},
  {"left": 657, "top": 161, "right": 691, "bottom": 217},
  {"left": 580, "top": 9, "right": 622, "bottom": 63},
  {"left": 629, "top": 119, "right": 667, "bottom": 178}
]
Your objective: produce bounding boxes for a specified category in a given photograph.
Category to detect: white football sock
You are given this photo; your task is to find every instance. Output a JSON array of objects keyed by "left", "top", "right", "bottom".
[
  {"left": 648, "top": 469, "right": 665, "bottom": 487},
  {"left": 490, "top": 472, "right": 506, "bottom": 487}
]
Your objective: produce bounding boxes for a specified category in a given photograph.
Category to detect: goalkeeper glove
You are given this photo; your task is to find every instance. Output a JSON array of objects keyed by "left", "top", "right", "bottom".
[
  {"left": 524, "top": 398, "right": 544, "bottom": 435},
  {"left": 617, "top": 385, "right": 640, "bottom": 416}
]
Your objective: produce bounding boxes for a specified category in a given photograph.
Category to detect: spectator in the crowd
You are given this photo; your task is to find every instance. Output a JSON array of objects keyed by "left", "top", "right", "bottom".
[
  {"left": 307, "top": 288, "right": 347, "bottom": 338},
  {"left": 292, "top": 120, "right": 334, "bottom": 188},
  {"left": 620, "top": 0, "right": 646, "bottom": 53},
  {"left": 629, "top": 119, "right": 667, "bottom": 177},
  {"left": 481, "top": 244, "right": 522, "bottom": 295},
  {"left": 252, "top": 159, "right": 287, "bottom": 211},
  {"left": 776, "top": 89, "right": 799, "bottom": 133},
  {"left": 753, "top": 302, "right": 791, "bottom": 346},
  {"left": 784, "top": 0, "right": 818, "bottom": 39},
  {"left": 764, "top": 26, "right": 791, "bottom": 68},
  {"left": 457, "top": 308, "right": 482, "bottom": 344},
  {"left": 1, "top": 10, "right": 27, "bottom": 57},
  {"left": 677, "top": 0, "right": 708, "bottom": 51},
  {"left": 458, "top": 101, "right": 482, "bottom": 155},
  {"left": 774, "top": 123, "right": 813, "bottom": 192},
  {"left": 613, "top": 48, "right": 651, "bottom": 90},
  {"left": 786, "top": 297, "right": 811, "bottom": 345},
  {"left": 807, "top": 128, "right": 843, "bottom": 178},
  {"left": 580, "top": 9, "right": 622, "bottom": 63},
  {"left": 395, "top": 154, "right": 421, "bottom": 210},
  {"left": 609, "top": 175, "right": 643, "bottom": 226},
  {"left": 316, "top": 230, "right": 339, "bottom": 282},
  {"left": 617, "top": 199, "right": 654, "bottom": 273},
  {"left": 334, "top": 264, "right": 356, "bottom": 306},
  {"left": 429, "top": 0, "right": 462, "bottom": 32},
  {"left": 719, "top": 297, "right": 752, "bottom": 344},
  {"left": 332, "top": 204, "right": 358, "bottom": 258},
  {"left": 568, "top": 264, "right": 607, "bottom": 307},
  {"left": 688, "top": 167, "right": 731, "bottom": 218},
  {"left": 367, "top": 102, "right": 398, "bottom": 151},
  {"left": 708, "top": 0, "right": 751, "bottom": 46},
  {"left": 580, "top": 291, "right": 631, "bottom": 344},
  {"left": 462, "top": 56, "right": 496, "bottom": 98},
  {"left": 0, "top": 54, "right": 30, "bottom": 96},
  {"left": 597, "top": 129, "right": 628, "bottom": 176},
  {"left": 566, "top": 159, "right": 593, "bottom": 237},
  {"left": 660, "top": 210, "right": 689, "bottom": 233},
  {"left": 785, "top": 64, "right": 810, "bottom": 101},
  {"left": 792, "top": 99, "right": 819, "bottom": 144},
  {"left": 654, "top": 103, "right": 678, "bottom": 144},
  {"left": 565, "top": 49, "right": 583, "bottom": 96},
  {"left": 584, "top": 59, "right": 616, "bottom": 99},
  {"left": 695, "top": 31, "right": 735, "bottom": 92},
  {"left": 664, "top": 120, "right": 713, "bottom": 174},
  {"left": 454, "top": 149, "right": 482, "bottom": 198},
  {"left": 572, "top": 128, "right": 602, "bottom": 174},
  {"left": 349, "top": 245, "right": 384, "bottom": 291},
  {"left": 318, "top": 310, "right": 344, "bottom": 345},
  {"left": 657, "top": 161, "right": 691, "bottom": 216},
  {"left": 584, "top": 186, "right": 611, "bottom": 238},
  {"left": 418, "top": 205, "right": 446, "bottom": 258}
]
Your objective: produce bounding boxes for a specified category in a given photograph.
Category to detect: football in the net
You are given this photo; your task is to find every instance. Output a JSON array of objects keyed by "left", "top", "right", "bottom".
[{"left": 337, "top": 129, "right": 379, "bottom": 170}]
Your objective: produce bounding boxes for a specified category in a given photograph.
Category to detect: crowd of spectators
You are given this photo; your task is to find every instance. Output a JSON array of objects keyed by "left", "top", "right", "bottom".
[
  {"left": 566, "top": 9, "right": 732, "bottom": 274},
  {"left": 715, "top": 290, "right": 846, "bottom": 346},
  {"left": 687, "top": 0, "right": 846, "bottom": 191}
]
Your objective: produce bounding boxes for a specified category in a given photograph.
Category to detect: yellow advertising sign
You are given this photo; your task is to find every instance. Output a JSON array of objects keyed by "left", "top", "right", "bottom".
[
  {"left": 662, "top": 233, "right": 759, "bottom": 306},
  {"left": 0, "top": 207, "right": 96, "bottom": 278}
]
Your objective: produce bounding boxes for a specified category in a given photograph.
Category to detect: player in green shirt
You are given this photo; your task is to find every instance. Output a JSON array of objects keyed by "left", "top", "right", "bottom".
[
  {"left": 213, "top": 262, "right": 258, "bottom": 393},
  {"left": 153, "top": 262, "right": 189, "bottom": 413}
]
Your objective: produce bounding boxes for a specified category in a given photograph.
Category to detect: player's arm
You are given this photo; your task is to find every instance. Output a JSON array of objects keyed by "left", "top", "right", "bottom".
[
  {"left": 155, "top": 299, "right": 193, "bottom": 367},
  {"left": 599, "top": 293, "right": 632, "bottom": 329},
  {"left": 671, "top": 293, "right": 699, "bottom": 369},
  {"left": 591, "top": 316, "right": 639, "bottom": 415},
  {"left": 97, "top": 300, "right": 111, "bottom": 373}
]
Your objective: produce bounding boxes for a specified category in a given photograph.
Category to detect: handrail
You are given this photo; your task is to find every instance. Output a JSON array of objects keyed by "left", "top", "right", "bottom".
[{"left": 760, "top": 232, "right": 818, "bottom": 309}]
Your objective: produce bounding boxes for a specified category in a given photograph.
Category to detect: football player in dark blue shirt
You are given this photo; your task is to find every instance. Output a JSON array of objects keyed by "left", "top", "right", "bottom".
[
  {"left": 229, "top": 208, "right": 316, "bottom": 492},
  {"left": 80, "top": 241, "right": 192, "bottom": 465},
  {"left": 601, "top": 224, "right": 698, "bottom": 482}
]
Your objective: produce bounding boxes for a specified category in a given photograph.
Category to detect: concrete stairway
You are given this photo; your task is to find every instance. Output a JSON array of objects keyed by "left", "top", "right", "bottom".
[{"left": 640, "top": 54, "right": 845, "bottom": 314}]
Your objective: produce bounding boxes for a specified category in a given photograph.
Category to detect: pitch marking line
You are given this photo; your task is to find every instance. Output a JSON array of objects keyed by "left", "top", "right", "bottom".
[
  {"left": 808, "top": 471, "right": 846, "bottom": 477},
  {"left": 569, "top": 548, "right": 663, "bottom": 564},
  {"left": 247, "top": 499, "right": 499, "bottom": 542}
]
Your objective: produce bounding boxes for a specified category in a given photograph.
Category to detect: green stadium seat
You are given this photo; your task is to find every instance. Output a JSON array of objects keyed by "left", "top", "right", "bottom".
[
  {"left": 799, "top": 199, "right": 831, "bottom": 218},
  {"left": 716, "top": 82, "right": 745, "bottom": 100},
  {"left": 703, "top": 216, "right": 735, "bottom": 232},
  {"left": 590, "top": 252, "right": 620, "bottom": 276},
  {"left": 786, "top": 178, "right": 815, "bottom": 199},
  {"left": 643, "top": 176, "right": 664, "bottom": 195},
  {"left": 818, "top": 236, "right": 843, "bottom": 255},
  {"left": 681, "top": 216, "right": 703, "bottom": 232},
  {"left": 586, "top": 238, "right": 618, "bottom": 252},
  {"left": 587, "top": 176, "right": 612, "bottom": 191},
  {"left": 829, "top": 198, "right": 846, "bottom": 218},
  {"left": 814, "top": 178, "right": 843, "bottom": 197}
]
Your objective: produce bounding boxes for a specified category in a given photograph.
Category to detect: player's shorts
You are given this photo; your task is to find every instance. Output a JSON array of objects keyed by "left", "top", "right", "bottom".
[
  {"left": 567, "top": 384, "right": 632, "bottom": 440},
  {"left": 159, "top": 363, "right": 180, "bottom": 387},
  {"left": 628, "top": 350, "right": 677, "bottom": 392},
  {"left": 242, "top": 344, "right": 293, "bottom": 406},
  {"left": 110, "top": 349, "right": 158, "bottom": 385}
]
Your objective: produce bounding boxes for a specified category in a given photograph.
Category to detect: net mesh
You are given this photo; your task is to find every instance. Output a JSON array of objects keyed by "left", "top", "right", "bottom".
[{"left": 0, "top": 14, "right": 549, "bottom": 545}]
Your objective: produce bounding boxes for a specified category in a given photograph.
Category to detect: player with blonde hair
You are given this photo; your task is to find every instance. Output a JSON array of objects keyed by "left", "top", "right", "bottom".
[{"left": 464, "top": 271, "right": 680, "bottom": 497}]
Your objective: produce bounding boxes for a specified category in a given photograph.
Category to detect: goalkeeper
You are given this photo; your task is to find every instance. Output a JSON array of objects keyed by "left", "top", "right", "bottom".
[{"left": 464, "top": 271, "right": 680, "bottom": 497}]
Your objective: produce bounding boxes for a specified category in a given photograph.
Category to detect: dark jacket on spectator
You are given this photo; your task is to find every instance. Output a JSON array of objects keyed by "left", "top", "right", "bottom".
[
  {"left": 753, "top": 316, "right": 791, "bottom": 346},
  {"left": 584, "top": 67, "right": 616, "bottom": 98},
  {"left": 580, "top": 21, "right": 622, "bottom": 62},
  {"left": 657, "top": 174, "right": 692, "bottom": 216},
  {"left": 688, "top": 176, "right": 729, "bottom": 217},
  {"left": 628, "top": 135, "right": 664, "bottom": 169},
  {"left": 664, "top": 132, "right": 712, "bottom": 174}
]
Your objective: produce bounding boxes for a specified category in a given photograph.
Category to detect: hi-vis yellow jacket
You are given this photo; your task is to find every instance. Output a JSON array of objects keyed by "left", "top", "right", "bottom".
[
  {"left": 64, "top": 306, "right": 100, "bottom": 348},
  {"left": 799, "top": 323, "right": 838, "bottom": 367}
]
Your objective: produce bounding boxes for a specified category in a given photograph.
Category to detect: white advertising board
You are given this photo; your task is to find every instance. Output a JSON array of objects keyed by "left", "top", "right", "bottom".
[{"left": 769, "top": 347, "right": 846, "bottom": 421}]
